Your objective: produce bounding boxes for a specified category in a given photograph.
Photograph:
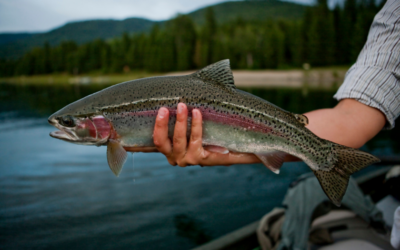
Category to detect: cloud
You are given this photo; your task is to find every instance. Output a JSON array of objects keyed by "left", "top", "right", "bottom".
[
  {"left": 0, "top": 0, "right": 69, "bottom": 32},
  {"left": 0, "top": 0, "right": 228, "bottom": 32},
  {"left": 0, "top": 0, "right": 319, "bottom": 33}
]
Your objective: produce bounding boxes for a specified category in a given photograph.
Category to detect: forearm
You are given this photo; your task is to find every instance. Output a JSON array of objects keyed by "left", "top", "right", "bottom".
[
  {"left": 304, "top": 99, "right": 386, "bottom": 149},
  {"left": 281, "top": 99, "right": 386, "bottom": 162}
]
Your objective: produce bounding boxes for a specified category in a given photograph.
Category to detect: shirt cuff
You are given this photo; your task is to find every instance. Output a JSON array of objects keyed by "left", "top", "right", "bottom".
[{"left": 334, "top": 65, "right": 400, "bottom": 129}]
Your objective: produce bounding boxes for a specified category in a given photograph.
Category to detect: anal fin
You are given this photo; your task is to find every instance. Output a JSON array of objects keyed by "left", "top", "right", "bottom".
[
  {"left": 107, "top": 139, "right": 127, "bottom": 177},
  {"left": 255, "top": 151, "right": 287, "bottom": 174}
]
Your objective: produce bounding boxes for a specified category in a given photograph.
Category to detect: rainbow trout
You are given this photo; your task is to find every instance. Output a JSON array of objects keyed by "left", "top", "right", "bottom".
[{"left": 48, "top": 60, "right": 379, "bottom": 206}]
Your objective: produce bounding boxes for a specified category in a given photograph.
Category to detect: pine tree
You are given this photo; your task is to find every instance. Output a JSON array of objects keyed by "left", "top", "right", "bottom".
[
  {"left": 308, "top": 0, "right": 335, "bottom": 66},
  {"left": 201, "top": 7, "right": 217, "bottom": 66},
  {"left": 168, "top": 15, "right": 197, "bottom": 70}
]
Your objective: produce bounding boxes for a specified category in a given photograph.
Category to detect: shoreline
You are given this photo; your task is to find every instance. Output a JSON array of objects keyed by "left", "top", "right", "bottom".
[{"left": 0, "top": 67, "right": 349, "bottom": 88}]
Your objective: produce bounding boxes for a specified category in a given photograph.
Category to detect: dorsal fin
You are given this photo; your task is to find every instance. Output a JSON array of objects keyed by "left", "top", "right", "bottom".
[{"left": 194, "top": 59, "right": 236, "bottom": 90}]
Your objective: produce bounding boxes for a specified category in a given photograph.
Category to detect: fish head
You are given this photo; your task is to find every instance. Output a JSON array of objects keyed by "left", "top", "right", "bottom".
[{"left": 48, "top": 114, "right": 111, "bottom": 146}]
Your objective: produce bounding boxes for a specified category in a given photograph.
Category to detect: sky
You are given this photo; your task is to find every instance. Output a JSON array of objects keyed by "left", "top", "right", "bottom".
[{"left": 0, "top": 0, "right": 315, "bottom": 33}]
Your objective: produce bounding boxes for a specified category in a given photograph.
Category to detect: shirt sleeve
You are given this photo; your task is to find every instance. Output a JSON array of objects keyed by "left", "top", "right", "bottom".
[{"left": 334, "top": 0, "right": 400, "bottom": 129}]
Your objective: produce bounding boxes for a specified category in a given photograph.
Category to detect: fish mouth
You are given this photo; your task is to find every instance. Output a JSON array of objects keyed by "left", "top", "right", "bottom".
[
  {"left": 50, "top": 130, "right": 75, "bottom": 141},
  {"left": 50, "top": 130, "right": 100, "bottom": 145},
  {"left": 50, "top": 130, "right": 104, "bottom": 146},
  {"left": 48, "top": 116, "right": 105, "bottom": 146},
  {"left": 48, "top": 116, "right": 77, "bottom": 142},
  {"left": 48, "top": 117, "right": 57, "bottom": 126},
  {"left": 49, "top": 116, "right": 76, "bottom": 142}
]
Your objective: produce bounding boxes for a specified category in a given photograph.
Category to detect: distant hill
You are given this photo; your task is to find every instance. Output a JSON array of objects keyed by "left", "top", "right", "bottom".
[
  {"left": 0, "top": 0, "right": 306, "bottom": 59},
  {"left": 0, "top": 33, "right": 37, "bottom": 46},
  {"left": 0, "top": 18, "right": 155, "bottom": 59},
  {"left": 187, "top": 0, "right": 306, "bottom": 24}
]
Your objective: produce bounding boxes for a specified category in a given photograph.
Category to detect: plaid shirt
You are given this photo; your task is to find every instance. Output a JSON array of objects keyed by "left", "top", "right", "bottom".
[{"left": 334, "top": 0, "right": 400, "bottom": 129}]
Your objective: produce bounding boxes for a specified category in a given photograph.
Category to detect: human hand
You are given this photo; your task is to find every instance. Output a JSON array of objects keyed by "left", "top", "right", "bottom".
[{"left": 153, "top": 103, "right": 260, "bottom": 167}]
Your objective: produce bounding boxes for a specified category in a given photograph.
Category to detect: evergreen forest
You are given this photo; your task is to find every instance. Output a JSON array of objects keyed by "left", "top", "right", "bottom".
[{"left": 0, "top": 0, "right": 383, "bottom": 77}]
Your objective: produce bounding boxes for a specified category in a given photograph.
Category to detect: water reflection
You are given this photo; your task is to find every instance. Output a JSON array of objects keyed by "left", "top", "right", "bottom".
[{"left": 174, "top": 214, "right": 212, "bottom": 244}]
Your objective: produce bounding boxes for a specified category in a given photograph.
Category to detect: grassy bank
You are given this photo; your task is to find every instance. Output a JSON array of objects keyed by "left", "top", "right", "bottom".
[
  {"left": 0, "top": 71, "right": 158, "bottom": 85},
  {"left": 0, "top": 66, "right": 350, "bottom": 89}
]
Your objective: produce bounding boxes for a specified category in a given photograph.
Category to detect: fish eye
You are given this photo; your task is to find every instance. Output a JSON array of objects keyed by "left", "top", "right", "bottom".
[{"left": 59, "top": 115, "right": 75, "bottom": 127}]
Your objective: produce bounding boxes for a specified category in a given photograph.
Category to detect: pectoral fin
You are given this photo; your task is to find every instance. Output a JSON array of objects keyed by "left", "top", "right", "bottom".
[
  {"left": 107, "top": 139, "right": 127, "bottom": 177},
  {"left": 255, "top": 151, "right": 287, "bottom": 174}
]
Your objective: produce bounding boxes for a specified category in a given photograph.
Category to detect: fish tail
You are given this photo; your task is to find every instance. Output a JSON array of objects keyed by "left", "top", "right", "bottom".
[{"left": 313, "top": 144, "right": 380, "bottom": 207}]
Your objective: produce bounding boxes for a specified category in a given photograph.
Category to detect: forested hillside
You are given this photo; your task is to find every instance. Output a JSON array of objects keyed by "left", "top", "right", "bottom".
[
  {"left": 0, "top": 0, "right": 382, "bottom": 77},
  {"left": 0, "top": 0, "right": 305, "bottom": 59},
  {"left": 0, "top": 33, "right": 36, "bottom": 46},
  {"left": 188, "top": 0, "right": 306, "bottom": 24},
  {"left": 0, "top": 18, "right": 155, "bottom": 59}
]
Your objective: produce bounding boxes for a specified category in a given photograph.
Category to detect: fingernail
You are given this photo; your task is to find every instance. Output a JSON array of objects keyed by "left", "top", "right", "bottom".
[
  {"left": 159, "top": 108, "right": 166, "bottom": 118},
  {"left": 178, "top": 103, "right": 183, "bottom": 114},
  {"left": 193, "top": 109, "right": 198, "bottom": 118}
]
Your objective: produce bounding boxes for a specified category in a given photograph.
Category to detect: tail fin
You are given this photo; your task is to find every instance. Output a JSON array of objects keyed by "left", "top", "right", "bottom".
[{"left": 313, "top": 144, "right": 380, "bottom": 207}]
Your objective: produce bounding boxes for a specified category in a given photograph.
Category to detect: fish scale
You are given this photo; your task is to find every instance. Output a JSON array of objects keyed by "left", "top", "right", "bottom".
[{"left": 48, "top": 59, "right": 380, "bottom": 206}]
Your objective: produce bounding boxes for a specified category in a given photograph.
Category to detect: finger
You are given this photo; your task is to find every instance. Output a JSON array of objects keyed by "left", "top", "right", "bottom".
[
  {"left": 172, "top": 103, "right": 188, "bottom": 163},
  {"left": 182, "top": 109, "right": 205, "bottom": 166},
  {"left": 187, "top": 109, "right": 203, "bottom": 154},
  {"left": 189, "top": 109, "right": 203, "bottom": 144},
  {"left": 153, "top": 108, "right": 172, "bottom": 156}
]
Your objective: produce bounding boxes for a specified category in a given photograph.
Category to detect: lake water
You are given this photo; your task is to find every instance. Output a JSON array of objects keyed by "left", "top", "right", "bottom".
[{"left": 0, "top": 83, "right": 398, "bottom": 250}]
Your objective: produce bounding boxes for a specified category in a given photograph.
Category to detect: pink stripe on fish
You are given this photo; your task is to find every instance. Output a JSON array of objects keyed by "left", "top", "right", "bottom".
[
  {"left": 111, "top": 107, "right": 272, "bottom": 134},
  {"left": 198, "top": 107, "right": 272, "bottom": 134}
]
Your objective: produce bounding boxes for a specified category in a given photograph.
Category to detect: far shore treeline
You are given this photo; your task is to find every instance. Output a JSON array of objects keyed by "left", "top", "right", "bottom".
[{"left": 0, "top": 0, "right": 382, "bottom": 77}]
